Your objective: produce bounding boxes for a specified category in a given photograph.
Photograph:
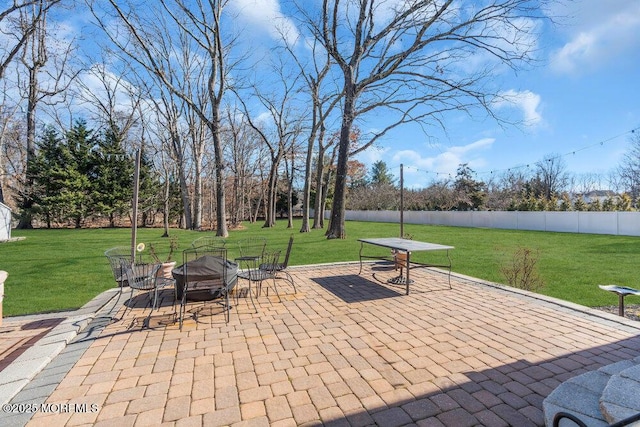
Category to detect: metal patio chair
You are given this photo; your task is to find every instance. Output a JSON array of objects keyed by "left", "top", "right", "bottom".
[
  {"left": 238, "top": 250, "right": 281, "bottom": 307},
  {"left": 260, "top": 235, "right": 296, "bottom": 294},
  {"left": 119, "top": 259, "right": 165, "bottom": 321}
]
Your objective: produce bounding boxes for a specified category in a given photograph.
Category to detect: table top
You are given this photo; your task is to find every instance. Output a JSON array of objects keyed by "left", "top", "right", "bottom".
[
  {"left": 599, "top": 285, "right": 640, "bottom": 296},
  {"left": 358, "top": 237, "right": 454, "bottom": 252}
]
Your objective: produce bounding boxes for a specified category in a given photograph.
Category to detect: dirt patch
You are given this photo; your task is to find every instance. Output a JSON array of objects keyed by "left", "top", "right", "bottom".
[{"left": 594, "top": 304, "right": 640, "bottom": 322}]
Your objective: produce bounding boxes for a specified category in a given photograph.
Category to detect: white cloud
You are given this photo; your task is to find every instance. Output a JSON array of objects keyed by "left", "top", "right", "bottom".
[
  {"left": 494, "top": 90, "right": 542, "bottom": 127},
  {"left": 229, "top": 0, "right": 299, "bottom": 45},
  {"left": 550, "top": 0, "right": 640, "bottom": 74},
  {"left": 356, "top": 138, "right": 496, "bottom": 187}
]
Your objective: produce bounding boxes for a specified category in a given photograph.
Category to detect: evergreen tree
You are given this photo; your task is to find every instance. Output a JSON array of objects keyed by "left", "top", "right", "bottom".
[
  {"left": 559, "top": 193, "right": 572, "bottom": 211},
  {"left": 94, "top": 125, "right": 133, "bottom": 227},
  {"left": 137, "top": 147, "right": 161, "bottom": 227},
  {"left": 30, "top": 126, "right": 69, "bottom": 227},
  {"left": 64, "top": 120, "right": 98, "bottom": 228},
  {"left": 573, "top": 197, "right": 587, "bottom": 211},
  {"left": 602, "top": 196, "right": 616, "bottom": 211},
  {"left": 369, "top": 161, "right": 395, "bottom": 186},
  {"left": 617, "top": 193, "right": 633, "bottom": 211}
]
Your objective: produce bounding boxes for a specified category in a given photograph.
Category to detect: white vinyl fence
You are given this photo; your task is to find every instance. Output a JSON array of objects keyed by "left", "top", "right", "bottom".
[{"left": 328, "top": 210, "right": 640, "bottom": 237}]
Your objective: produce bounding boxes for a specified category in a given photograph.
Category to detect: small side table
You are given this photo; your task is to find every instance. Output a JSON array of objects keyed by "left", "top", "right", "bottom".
[{"left": 598, "top": 285, "right": 640, "bottom": 317}]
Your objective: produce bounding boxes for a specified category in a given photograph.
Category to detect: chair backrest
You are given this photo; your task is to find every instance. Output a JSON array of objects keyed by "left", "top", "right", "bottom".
[
  {"left": 281, "top": 235, "right": 294, "bottom": 268},
  {"left": 262, "top": 251, "right": 280, "bottom": 274},
  {"left": 191, "top": 235, "right": 226, "bottom": 249},
  {"left": 251, "top": 250, "right": 280, "bottom": 280},
  {"left": 238, "top": 237, "right": 267, "bottom": 259},
  {"left": 121, "top": 259, "right": 161, "bottom": 291},
  {"left": 105, "top": 246, "right": 133, "bottom": 287}
]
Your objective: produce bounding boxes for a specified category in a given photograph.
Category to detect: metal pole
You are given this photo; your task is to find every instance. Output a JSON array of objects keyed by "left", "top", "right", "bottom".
[
  {"left": 400, "top": 163, "right": 404, "bottom": 238},
  {"left": 131, "top": 149, "right": 141, "bottom": 263}
]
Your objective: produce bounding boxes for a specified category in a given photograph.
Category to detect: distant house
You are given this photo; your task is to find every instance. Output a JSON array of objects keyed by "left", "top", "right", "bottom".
[
  {"left": 581, "top": 190, "right": 618, "bottom": 205},
  {"left": 0, "top": 203, "right": 11, "bottom": 241}
]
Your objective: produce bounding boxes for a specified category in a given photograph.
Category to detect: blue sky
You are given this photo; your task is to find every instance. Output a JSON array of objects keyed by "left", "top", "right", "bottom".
[
  {"left": 40, "top": 1, "right": 640, "bottom": 190},
  {"left": 353, "top": 0, "right": 640, "bottom": 188},
  {"left": 225, "top": 0, "right": 640, "bottom": 189}
]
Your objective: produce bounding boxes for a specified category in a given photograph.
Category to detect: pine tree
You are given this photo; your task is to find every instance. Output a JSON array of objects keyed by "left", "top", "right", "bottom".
[
  {"left": 93, "top": 124, "right": 133, "bottom": 227},
  {"left": 64, "top": 120, "right": 98, "bottom": 228},
  {"left": 30, "top": 126, "right": 68, "bottom": 227}
]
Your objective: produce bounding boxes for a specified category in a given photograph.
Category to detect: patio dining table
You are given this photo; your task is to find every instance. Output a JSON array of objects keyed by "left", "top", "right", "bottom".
[{"left": 358, "top": 237, "right": 454, "bottom": 295}]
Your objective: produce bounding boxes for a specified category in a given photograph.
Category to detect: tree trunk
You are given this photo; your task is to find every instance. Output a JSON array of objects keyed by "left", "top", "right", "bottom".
[
  {"left": 300, "top": 134, "right": 314, "bottom": 232},
  {"left": 263, "top": 161, "right": 278, "bottom": 228},
  {"left": 17, "top": 49, "right": 39, "bottom": 230},
  {"left": 211, "top": 113, "right": 228, "bottom": 237},
  {"left": 162, "top": 173, "right": 170, "bottom": 237},
  {"left": 312, "top": 143, "right": 326, "bottom": 229},
  {"left": 325, "top": 86, "right": 356, "bottom": 239},
  {"left": 286, "top": 153, "right": 294, "bottom": 229},
  {"left": 192, "top": 152, "right": 203, "bottom": 230},
  {"left": 177, "top": 160, "right": 193, "bottom": 230}
]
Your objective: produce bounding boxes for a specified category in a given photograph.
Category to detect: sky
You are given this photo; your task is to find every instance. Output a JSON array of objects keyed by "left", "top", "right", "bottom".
[
  {"left": 13, "top": 0, "right": 640, "bottom": 191},
  {"left": 354, "top": 0, "right": 640, "bottom": 189},
  {"left": 233, "top": 0, "right": 640, "bottom": 190},
  {"left": 223, "top": 0, "right": 640, "bottom": 189}
]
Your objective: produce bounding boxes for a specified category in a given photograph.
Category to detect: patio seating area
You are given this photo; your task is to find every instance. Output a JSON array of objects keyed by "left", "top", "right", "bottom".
[{"left": 3, "top": 262, "right": 640, "bottom": 426}]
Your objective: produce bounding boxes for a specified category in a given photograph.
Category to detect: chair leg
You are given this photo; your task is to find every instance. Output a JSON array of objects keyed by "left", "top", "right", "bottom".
[
  {"left": 271, "top": 277, "right": 281, "bottom": 302},
  {"left": 179, "top": 286, "right": 187, "bottom": 331},
  {"left": 247, "top": 279, "right": 257, "bottom": 313},
  {"left": 224, "top": 292, "right": 230, "bottom": 323},
  {"left": 284, "top": 271, "right": 296, "bottom": 293},
  {"left": 107, "top": 285, "right": 125, "bottom": 321},
  {"left": 274, "top": 271, "right": 296, "bottom": 294},
  {"left": 121, "top": 287, "right": 135, "bottom": 319}
]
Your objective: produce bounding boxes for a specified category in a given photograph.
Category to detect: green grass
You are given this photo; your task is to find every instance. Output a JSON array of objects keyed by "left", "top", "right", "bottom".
[{"left": 2, "top": 220, "right": 639, "bottom": 316}]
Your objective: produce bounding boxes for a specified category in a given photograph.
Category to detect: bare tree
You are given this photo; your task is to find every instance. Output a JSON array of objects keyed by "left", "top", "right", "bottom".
[
  {"left": 534, "top": 154, "right": 569, "bottom": 201},
  {"left": 235, "top": 61, "right": 305, "bottom": 228},
  {"left": 281, "top": 31, "right": 342, "bottom": 232},
  {"left": 16, "top": 1, "right": 76, "bottom": 228},
  {"left": 617, "top": 132, "right": 640, "bottom": 205},
  {"left": 223, "top": 106, "right": 264, "bottom": 227},
  {"left": 93, "top": 0, "right": 240, "bottom": 237},
  {"left": 76, "top": 60, "right": 143, "bottom": 140},
  {"left": 0, "top": 0, "right": 61, "bottom": 80},
  {"left": 299, "top": 0, "right": 550, "bottom": 238}
]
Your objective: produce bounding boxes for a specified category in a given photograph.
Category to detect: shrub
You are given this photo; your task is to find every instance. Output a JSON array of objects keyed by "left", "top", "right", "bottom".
[{"left": 500, "top": 247, "right": 545, "bottom": 292}]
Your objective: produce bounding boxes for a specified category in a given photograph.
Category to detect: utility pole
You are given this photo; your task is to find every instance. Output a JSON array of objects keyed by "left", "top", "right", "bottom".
[
  {"left": 130, "top": 149, "right": 141, "bottom": 263},
  {"left": 400, "top": 163, "right": 404, "bottom": 238}
]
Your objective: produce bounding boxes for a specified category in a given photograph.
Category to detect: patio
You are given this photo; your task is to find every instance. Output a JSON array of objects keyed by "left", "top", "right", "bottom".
[{"left": 9, "top": 262, "right": 640, "bottom": 426}]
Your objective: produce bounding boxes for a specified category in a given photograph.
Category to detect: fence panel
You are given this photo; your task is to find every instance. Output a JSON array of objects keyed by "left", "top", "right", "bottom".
[{"left": 331, "top": 210, "right": 640, "bottom": 236}]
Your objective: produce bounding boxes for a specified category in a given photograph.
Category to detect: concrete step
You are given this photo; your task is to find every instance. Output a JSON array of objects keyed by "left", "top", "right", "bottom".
[
  {"left": 543, "top": 371, "right": 610, "bottom": 427},
  {"left": 600, "top": 356, "right": 640, "bottom": 425},
  {"left": 543, "top": 358, "right": 640, "bottom": 426}
]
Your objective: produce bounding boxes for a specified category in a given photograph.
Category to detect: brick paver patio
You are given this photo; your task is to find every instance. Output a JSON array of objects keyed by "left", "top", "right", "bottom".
[{"left": 24, "top": 263, "right": 640, "bottom": 426}]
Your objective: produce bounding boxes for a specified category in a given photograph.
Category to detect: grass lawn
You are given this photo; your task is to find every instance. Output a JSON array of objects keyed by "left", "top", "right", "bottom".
[{"left": 2, "top": 219, "right": 640, "bottom": 317}]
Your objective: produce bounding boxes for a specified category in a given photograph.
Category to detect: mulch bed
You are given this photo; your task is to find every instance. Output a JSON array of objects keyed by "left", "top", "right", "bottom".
[{"left": 593, "top": 304, "right": 640, "bottom": 322}]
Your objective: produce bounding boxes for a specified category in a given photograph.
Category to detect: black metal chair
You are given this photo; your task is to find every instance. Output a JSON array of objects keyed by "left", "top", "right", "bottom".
[
  {"left": 104, "top": 246, "right": 135, "bottom": 320},
  {"left": 260, "top": 235, "right": 295, "bottom": 294},
  {"left": 176, "top": 247, "right": 238, "bottom": 329},
  {"left": 238, "top": 250, "right": 281, "bottom": 306},
  {"left": 105, "top": 246, "right": 133, "bottom": 288},
  {"left": 119, "top": 260, "right": 165, "bottom": 320},
  {"left": 238, "top": 237, "right": 267, "bottom": 260}
]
